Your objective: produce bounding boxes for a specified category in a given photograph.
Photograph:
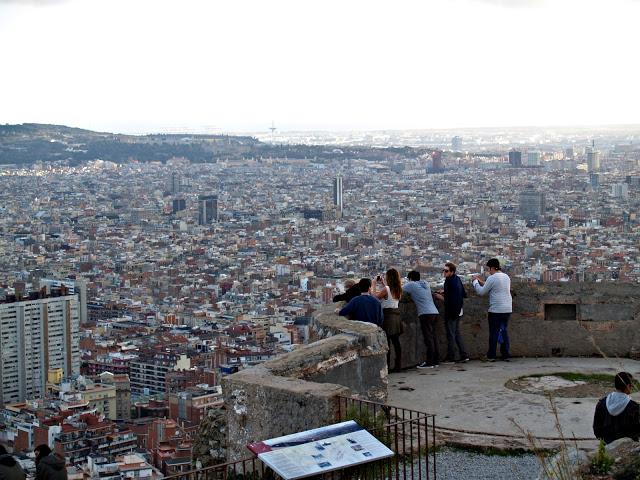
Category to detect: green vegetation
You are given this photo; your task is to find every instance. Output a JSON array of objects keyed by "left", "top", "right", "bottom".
[
  {"left": 590, "top": 440, "right": 614, "bottom": 475},
  {"left": 528, "top": 371, "right": 615, "bottom": 385},
  {"left": 0, "top": 123, "right": 429, "bottom": 166},
  {"left": 343, "top": 405, "right": 392, "bottom": 447}
]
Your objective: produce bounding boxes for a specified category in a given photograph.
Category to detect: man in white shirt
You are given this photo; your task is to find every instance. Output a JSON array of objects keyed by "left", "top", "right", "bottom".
[{"left": 472, "top": 258, "right": 512, "bottom": 362}]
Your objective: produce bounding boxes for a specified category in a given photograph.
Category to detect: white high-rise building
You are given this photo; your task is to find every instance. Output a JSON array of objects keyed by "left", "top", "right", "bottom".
[
  {"left": 586, "top": 147, "right": 600, "bottom": 172},
  {"left": 39, "top": 278, "right": 88, "bottom": 325},
  {"left": 0, "top": 292, "right": 80, "bottom": 405}
]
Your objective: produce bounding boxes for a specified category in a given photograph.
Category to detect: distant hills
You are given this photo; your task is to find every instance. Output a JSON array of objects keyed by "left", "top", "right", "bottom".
[{"left": 0, "top": 123, "right": 424, "bottom": 165}]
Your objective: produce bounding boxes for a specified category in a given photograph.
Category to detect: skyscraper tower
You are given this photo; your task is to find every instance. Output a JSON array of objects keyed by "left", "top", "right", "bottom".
[
  {"left": 519, "top": 187, "right": 546, "bottom": 222},
  {"left": 431, "top": 151, "right": 444, "bottom": 171},
  {"left": 198, "top": 195, "right": 218, "bottom": 225},
  {"left": 333, "top": 174, "right": 343, "bottom": 214},
  {"left": 451, "top": 136, "right": 462, "bottom": 151},
  {"left": 170, "top": 172, "right": 181, "bottom": 195},
  {"left": 586, "top": 143, "right": 600, "bottom": 172},
  {"left": 509, "top": 150, "right": 522, "bottom": 167}
]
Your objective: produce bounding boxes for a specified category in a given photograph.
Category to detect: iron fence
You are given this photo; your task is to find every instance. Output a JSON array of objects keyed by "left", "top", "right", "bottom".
[{"left": 164, "top": 395, "right": 436, "bottom": 480}]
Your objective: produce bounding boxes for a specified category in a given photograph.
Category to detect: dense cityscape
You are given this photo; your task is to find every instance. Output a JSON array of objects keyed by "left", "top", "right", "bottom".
[{"left": 0, "top": 124, "right": 639, "bottom": 478}]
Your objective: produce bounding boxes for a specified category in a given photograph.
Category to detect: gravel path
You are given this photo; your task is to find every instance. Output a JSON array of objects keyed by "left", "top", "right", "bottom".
[{"left": 430, "top": 448, "right": 542, "bottom": 480}]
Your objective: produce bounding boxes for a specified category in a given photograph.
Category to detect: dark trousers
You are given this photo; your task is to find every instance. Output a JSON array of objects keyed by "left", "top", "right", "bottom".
[
  {"left": 419, "top": 314, "right": 440, "bottom": 365},
  {"left": 487, "top": 312, "right": 511, "bottom": 360},
  {"left": 387, "top": 335, "right": 401, "bottom": 370},
  {"left": 445, "top": 316, "right": 468, "bottom": 361}
]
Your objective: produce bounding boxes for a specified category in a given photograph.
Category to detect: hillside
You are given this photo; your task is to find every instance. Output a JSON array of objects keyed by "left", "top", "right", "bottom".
[{"left": 0, "top": 123, "right": 426, "bottom": 165}]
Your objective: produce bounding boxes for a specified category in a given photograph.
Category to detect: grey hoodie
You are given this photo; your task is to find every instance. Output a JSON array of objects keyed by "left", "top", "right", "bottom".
[
  {"left": 402, "top": 280, "right": 439, "bottom": 316},
  {"left": 606, "top": 391, "right": 631, "bottom": 416}
]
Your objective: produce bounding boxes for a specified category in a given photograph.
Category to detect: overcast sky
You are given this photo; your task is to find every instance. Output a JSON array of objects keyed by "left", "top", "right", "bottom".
[{"left": 1, "top": 0, "right": 638, "bottom": 134}]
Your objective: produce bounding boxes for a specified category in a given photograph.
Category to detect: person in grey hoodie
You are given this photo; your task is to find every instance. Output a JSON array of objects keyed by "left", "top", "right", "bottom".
[
  {"left": 593, "top": 372, "right": 640, "bottom": 444},
  {"left": 34, "top": 445, "right": 67, "bottom": 480},
  {"left": 0, "top": 445, "right": 26, "bottom": 480},
  {"left": 403, "top": 271, "right": 440, "bottom": 368}
]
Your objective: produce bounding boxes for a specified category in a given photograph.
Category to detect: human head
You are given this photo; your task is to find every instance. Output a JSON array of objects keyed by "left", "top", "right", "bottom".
[
  {"left": 443, "top": 262, "right": 456, "bottom": 278},
  {"left": 486, "top": 258, "right": 501, "bottom": 272},
  {"left": 407, "top": 271, "right": 420, "bottom": 282},
  {"left": 343, "top": 279, "right": 356, "bottom": 289},
  {"left": 385, "top": 268, "right": 402, "bottom": 298},
  {"left": 34, "top": 444, "right": 52, "bottom": 463},
  {"left": 358, "top": 278, "right": 372, "bottom": 293},
  {"left": 615, "top": 372, "right": 634, "bottom": 394}
]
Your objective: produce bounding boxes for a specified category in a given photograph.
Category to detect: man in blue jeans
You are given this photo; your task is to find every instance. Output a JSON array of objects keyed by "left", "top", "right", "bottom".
[
  {"left": 434, "top": 262, "right": 469, "bottom": 363},
  {"left": 472, "top": 258, "right": 512, "bottom": 362},
  {"left": 403, "top": 270, "right": 441, "bottom": 369}
]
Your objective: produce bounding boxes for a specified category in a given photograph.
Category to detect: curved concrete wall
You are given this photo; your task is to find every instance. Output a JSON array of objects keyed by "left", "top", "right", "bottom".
[{"left": 222, "top": 311, "right": 388, "bottom": 461}]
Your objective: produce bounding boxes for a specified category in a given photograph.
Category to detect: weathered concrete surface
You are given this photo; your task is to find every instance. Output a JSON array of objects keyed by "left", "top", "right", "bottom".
[
  {"left": 397, "top": 282, "right": 640, "bottom": 368},
  {"left": 223, "top": 310, "right": 388, "bottom": 461},
  {"left": 388, "top": 357, "right": 640, "bottom": 451},
  {"left": 224, "top": 365, "right": 349, "bottom": 461}
]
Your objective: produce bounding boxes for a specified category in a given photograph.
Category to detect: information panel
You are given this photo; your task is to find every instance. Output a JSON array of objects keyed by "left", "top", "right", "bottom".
[{"left": 247, "top": 420, "right": 394, "bottom": 480}]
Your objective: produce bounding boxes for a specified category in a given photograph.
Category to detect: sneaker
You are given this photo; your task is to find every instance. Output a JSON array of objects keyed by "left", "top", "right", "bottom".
[
  {"left": 501, "top": 357, "right": 511, "bottom": 362},
  {"left": 456, "top": 357, "right": 470, "bottom": 363},
  {"left": 442, "top": 359, "right": 456, "bottom": 365},
  {"left": 486, "top": 358, "right": 496, "bottom": 363},
  {"left": 417, "top": 362, "right": 435, "bottom": 369}
]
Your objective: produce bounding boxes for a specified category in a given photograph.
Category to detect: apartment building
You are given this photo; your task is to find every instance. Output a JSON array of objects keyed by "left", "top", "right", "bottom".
[{"left": 0, "top": 288, "right": 80, "bottom": 405}]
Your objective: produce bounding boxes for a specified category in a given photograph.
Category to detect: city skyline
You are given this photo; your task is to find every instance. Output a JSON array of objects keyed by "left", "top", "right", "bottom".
[{"left": 1, "top": 0, "right": 639, "bottom": 133}]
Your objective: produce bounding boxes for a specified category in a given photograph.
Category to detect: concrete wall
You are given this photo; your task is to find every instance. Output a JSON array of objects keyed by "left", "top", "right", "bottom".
[
  {"left": 222, "top": 282, "right": 640, "bottom": 460},
  {"left": 222, "top": 311, "right": 387, "bottom": 461},
  {"left": 395, "top": 282, "right": 640, "bottom": 367}
]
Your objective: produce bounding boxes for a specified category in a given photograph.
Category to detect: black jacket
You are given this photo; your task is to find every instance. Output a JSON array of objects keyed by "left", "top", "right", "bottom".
[
  {"left": 593, "top": 394, "right": 640, "bottom": 444},
  {"left": 36, "top": 454, "right": 67, "bottom": 480},
  {"left": 443, "top": 275, "right": 466, "bottom": 320},
  {"left": 333, "top": 284, "right": 361, "bottom": 304}
]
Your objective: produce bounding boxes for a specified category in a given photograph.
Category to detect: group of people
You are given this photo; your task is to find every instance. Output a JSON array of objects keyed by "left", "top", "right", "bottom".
[
  {"left": 0, "top": 444, "right": 67, "bottom": 480},
  {"left": 335, "top": 258, "right": 513, "bottom": 370}
]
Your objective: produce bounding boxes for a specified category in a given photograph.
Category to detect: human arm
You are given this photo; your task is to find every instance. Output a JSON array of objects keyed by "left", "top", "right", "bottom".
[
  {"left": 333, "top": 293, "right": 346, "bottom": 302},
  {"left": 593, "top": 399, "right": 606, "bottom": 440},
  {"left": 473, "top": 274, "right": 494, "bottom": 296},
  {"left": 373, "top": 285, "right": 389, "bottom": 300},
  {"left": 338, "top": 298, "right": 355, "bottom": 317}
]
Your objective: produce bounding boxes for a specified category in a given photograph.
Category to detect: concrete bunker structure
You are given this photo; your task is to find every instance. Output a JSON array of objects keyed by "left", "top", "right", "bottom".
[{"left": 222, "top": 282, "right": 640, "bottom": 460}]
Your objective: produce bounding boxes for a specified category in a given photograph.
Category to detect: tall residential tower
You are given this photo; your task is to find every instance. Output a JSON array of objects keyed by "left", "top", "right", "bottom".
[
  {"left": 333, "top": 175, "right": 343, "bottom": 214},
  {"left": 0, "top": 289, "right": 80, "bottom": 404},
  {"left": 198, "top": 195, "right": 218, "bottom": 225}
]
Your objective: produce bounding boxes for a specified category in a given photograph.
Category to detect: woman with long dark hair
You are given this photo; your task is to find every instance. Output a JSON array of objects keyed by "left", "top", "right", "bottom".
[{"left": 373, "top": 268, "right": 404, "bottom": 373}]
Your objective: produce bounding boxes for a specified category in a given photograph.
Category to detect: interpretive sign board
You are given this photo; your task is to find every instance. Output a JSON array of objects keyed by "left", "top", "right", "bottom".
[{"left": 247, "top": 420, "right": 394, "bottom": 480}]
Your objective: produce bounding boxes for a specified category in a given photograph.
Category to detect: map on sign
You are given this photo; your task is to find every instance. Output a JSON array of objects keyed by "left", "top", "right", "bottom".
[{"left": 247, "top": 420, "right": 394, "bottom": 480}]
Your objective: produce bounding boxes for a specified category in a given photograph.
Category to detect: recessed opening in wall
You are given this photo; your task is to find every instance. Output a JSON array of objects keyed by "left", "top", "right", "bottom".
[{"left": 545, "top": 304, "right": 577, "bottom": 321}]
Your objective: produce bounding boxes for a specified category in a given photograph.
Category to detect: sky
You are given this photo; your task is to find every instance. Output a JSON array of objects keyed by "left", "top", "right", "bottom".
[{"left": 1, "top": 0, "right": 639, "bottom": 134}]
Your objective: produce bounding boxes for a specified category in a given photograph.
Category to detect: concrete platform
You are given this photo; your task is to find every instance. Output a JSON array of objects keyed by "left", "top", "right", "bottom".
[{"left": 387, "top": 357, "right": 640, "bottom": 451}]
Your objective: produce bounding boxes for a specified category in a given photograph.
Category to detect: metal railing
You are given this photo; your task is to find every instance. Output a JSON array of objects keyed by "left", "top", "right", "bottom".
[{"left": 164, "top": 395, "right": 437, "bottom": 480}]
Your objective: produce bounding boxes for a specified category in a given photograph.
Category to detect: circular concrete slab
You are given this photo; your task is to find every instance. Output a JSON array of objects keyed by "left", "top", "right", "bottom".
[{"left": 387, "top": 357, "right": 640, "bottom": 450}]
